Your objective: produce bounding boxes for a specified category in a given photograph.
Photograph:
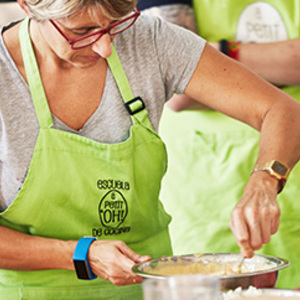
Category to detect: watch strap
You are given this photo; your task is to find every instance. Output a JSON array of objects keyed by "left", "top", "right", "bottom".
[
  {"left": 73, "top": 237, "right": 97, "bottom": 280},
  {"left": 252, "top": 160, "right": 289, "bottom": 194}
]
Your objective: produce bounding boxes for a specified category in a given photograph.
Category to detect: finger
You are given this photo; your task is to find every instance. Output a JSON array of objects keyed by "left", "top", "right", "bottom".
[
  {"left": 107, "top": 273, "right": 143, "bottom": 286},
  {"left": 105, "top": 251, "right": 144, "bottom": 282},
  {"left": 259, "top": 206, "right": 272, "bottom": 244},
  {"left": 270, "top": 205, "right": 280, "bottom": 234},
  {"left": 244, "top": 205, "right": 263, "bottom": 250},
  {"left": 126, "top": 274, "right": 143, "bottom": 285},
  {"left": 271, "top": 216, "right": 280, "bottom": 234},
  {"left": 117, "top": 242, "right": 150, "bottom": 263},
  {"left": 230, "top": 208, "right": 253, "bottom": 257},
  {"left": 115, "top": 251, "right": 140, "bottom": 271},
  {"left": 136, "top": 255, "right": 152, "bottom": 263},
  {"left": 132, "top": 275, "right": 143, "bottom": 284}
]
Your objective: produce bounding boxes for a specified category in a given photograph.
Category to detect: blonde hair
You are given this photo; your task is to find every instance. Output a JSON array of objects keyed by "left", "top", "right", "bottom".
[{"left": 25, "top": 0, "right": 138, "bottom": 20}]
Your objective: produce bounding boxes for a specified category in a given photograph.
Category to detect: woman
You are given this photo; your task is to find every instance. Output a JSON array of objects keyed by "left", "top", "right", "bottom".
[{"left": 1, "top": 0, "right": 300, "bottom": 298}]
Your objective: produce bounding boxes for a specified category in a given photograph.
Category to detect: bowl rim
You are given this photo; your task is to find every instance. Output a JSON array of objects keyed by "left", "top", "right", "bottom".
[{"left": 132, "top": 253, "right": 290, "bottom": 279}]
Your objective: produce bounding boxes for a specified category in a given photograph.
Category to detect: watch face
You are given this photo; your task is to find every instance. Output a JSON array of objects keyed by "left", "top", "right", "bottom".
[
  {"left": 273, "top": 161, "right": 288, "bottom": 176},
  {"left": 74, "top": 260, "right": 91, "bottom": 280}
]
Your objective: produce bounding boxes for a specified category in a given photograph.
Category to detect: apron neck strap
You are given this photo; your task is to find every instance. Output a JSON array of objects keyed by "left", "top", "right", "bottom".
[
  {"left": 19, "top": 17, "right": 53, "bottom": 129},
  {"left": 107, "top": 46, "right": 153, "bottom": 128}
]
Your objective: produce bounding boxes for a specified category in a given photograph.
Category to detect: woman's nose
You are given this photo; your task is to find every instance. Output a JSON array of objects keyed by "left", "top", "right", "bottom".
[{"left": 91, "top": 33, "right": 112, "bottom": 58}]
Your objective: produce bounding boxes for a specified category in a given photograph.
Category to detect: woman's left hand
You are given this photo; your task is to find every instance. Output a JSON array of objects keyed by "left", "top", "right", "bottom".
[{"left": 229, "top": 171, "right": 280, "bottom": 258}]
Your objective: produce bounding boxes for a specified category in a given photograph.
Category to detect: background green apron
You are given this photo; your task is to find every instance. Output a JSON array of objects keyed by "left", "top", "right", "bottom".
[
  {"left": 159, "top": 0, "right": 300, "bottom": 288},
  {"left": 0, "top": 17, "right": 172, "bottom": 299}
]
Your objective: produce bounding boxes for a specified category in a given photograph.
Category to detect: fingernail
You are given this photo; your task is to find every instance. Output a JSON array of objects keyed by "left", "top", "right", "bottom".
[{"left": 140, "top": 255, "right": 151, "bottom": 262}]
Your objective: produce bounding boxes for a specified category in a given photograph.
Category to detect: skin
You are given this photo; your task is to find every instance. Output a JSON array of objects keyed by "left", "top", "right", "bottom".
[
  {"left": 1, "top": 1, "right": 149, "bottom": 286},
  {"left": 184, "top": 43, "right": 300, "bottom": 258},
  {"left": 170, "top": 38, "right": 300, "bottom": 111},
  {"left": 144, "top": 4, "right": 300, "bottom": 258},
  {"left": 1, "top": 0, "right": 300, "bottom": 286},
  {"left": 210, "top": 40, "right": 300, "bottom": 87},
  {"left": 151, "top": 5, "right": 300, "bottom": 109}
]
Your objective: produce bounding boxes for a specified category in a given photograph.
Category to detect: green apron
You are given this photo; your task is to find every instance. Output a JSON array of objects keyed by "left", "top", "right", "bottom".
[
  {"left": 159, "top": 0, "right": 300, "bottom": 289},
  {"left": 0, "top": 17, "right": 172, "bottom": 299}
]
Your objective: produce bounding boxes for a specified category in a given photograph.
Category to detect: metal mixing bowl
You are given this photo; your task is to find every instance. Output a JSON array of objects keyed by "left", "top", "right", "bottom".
[{"left": 133, "top": 253, "right": 290, "bottom": 290}]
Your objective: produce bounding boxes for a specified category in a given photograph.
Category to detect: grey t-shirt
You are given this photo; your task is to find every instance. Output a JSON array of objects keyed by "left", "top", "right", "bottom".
[{"left": 0, "top": 14, "right": 205, "bottom": 210}]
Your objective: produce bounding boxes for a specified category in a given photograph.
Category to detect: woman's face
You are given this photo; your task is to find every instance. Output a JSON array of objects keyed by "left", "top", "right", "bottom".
[{"left": 38, "top": 8, "right": 116, "bottom": 68}]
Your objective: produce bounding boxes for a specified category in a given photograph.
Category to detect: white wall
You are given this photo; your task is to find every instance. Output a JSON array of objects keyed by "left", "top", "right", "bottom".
[{"left": 0, "top": 2, "right": 26, "bottom": 26}]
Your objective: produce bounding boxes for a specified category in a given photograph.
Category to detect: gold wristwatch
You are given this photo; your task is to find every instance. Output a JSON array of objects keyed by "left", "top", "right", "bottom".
[{"left": 252, "top": 160, "right": 290, "bottom": 193}]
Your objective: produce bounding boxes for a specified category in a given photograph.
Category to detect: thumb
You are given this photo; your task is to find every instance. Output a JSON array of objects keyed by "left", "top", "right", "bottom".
[
  {"left": 136, "top": 255, "right": 151, "bottom": 264},
  {"left": 118, "top": 243, "right": 151, "bottom": 263}
]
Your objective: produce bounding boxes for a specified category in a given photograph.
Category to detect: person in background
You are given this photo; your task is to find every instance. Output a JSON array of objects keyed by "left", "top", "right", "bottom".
[{"left": 139, "top": 0, "right": 300, "bottom": 289}]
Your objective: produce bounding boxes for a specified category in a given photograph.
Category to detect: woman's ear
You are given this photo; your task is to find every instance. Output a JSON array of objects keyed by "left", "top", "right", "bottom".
[{"left": 18, "top": 0, "right": 30, "bottom": 16}]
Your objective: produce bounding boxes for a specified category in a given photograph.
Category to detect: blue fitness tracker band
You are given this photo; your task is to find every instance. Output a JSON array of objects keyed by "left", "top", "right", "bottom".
[{"left": 73, "top": 237, "right": 97, "bottom": 280}]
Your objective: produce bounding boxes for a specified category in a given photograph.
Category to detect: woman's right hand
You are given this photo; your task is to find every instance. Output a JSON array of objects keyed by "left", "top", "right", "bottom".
[{"left": 88, "top": 239, "right": 151, "bottom": 286}]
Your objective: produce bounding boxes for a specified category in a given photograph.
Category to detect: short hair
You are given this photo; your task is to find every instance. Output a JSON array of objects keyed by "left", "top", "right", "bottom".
[{"left": 25, "top": 0, "right": 138, "bottom": 20}]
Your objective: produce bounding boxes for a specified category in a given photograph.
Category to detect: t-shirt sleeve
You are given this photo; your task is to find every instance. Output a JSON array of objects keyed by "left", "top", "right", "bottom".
[
  {"left": 114, "top": 14, "right": 206, "bottom": 105},
  {"left": 150, "top": 16, "right": 206, "bottom": 99}
]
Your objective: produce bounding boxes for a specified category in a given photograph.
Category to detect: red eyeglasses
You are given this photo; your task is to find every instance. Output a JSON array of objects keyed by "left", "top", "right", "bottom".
[{"left": 49, "top": 7, "right": 140, "bottom": 50}]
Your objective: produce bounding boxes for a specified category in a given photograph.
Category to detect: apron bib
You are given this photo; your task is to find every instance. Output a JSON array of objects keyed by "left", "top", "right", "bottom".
[
  {"left": 159, "top": 0, "right": 300, "bottom": 289},
  {"left": 0, "top": 17, "right": 172, "bottom": 299}
]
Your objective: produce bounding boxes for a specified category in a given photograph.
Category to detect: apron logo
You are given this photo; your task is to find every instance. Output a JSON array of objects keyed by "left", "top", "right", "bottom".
[
  {"left": 236, "top": 2, "right": 288, "bottom": 43},
  {"left": 97, "top": 179, "right": 130, "bottom": 190},
  {"left": 98, "top": 190, "right": 128, "bottom": 229},
  {"left": 92, "top": 180, "right": 131, "bottom": 237}
]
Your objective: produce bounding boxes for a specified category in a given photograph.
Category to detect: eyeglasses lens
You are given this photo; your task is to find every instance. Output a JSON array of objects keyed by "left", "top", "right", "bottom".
[
  {"left": 72, "top": 11, "right": 138, "bottom": 49},
  {"left": 109, "top": 13, "right": 137, "bottom": 35},
  {"left": 73, "top": 34, "right": 102, "bottom": 49}
]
